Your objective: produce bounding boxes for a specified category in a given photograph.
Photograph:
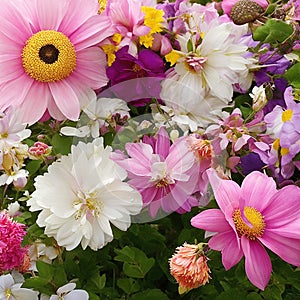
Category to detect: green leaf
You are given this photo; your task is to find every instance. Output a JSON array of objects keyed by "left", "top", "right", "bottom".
[
  {"left": 253, "top": 19, "right": 294, "bottom": 44},
  {"left": 36, "top": 261, "right": 54, "bottom": 281},
  {"left": 130, "top": 289, "right": 169, "bottom": 300},
  {"left": 22, "top": 277, "right": 55, "bottom": 295},
  {"left": 51, "top": 133, "right": 73, "bottom": 155},
  {"left": 284, "top": 63, "right": 300, "bottom": 88},
  {"left": 115, "top": 246, "right": 155, "bottom": 278},
  {"left": 86, "top": 274, "right": 106, "bottom": 292},
  {"left": 26, "top": 160, "right": 42, "bottom": 175},
  {"left": 117, "top": 278, "right": 140, "bottom": 295}
]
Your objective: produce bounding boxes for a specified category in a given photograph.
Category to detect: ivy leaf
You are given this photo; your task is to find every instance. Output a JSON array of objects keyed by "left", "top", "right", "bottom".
[
  {"left": 117, "top": 278, "right": 140, "bottom": 295},
  {"left": 253, "top": 19, "right": 293, "bottom": 44},
  {"left": 284, "top": 63, "right": 300, "bottom": 88}
]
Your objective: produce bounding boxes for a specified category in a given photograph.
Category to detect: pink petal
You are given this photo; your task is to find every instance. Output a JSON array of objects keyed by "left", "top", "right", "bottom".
[
  {"left": 48, "top": 80, "right": 80, "bottom": 121},
  {"left": 31, "top": 0, "right": 67, "bottom": 31},
  {"left": 191, "top": 209, "right": 231, "bottom": 232},
  {"left": 47, "top": 97, "right": 66, "bottom": 121},
  {"left": 241, "top": 237, "right": 272, "bottom": 290},
  {"left": 259, "top": 231, "right": 300, "bottom": 266},
  {"left": 240, "top": 171, "right": 277, "bottom": 211},
  {"left": 0, "top": 73, "right": 34, "bottom": 109},
  {"left": 58, "top": 0, "right": 100, "bottom": 36},
  {"left": 207, "top": 168, "right": 240, "bottom": 215},
  {"left": 75, "top": 48, "right": 108, "bottom": 89},
  {"left": 18, "top": 82, "right": 49, "bottom": 125},
  {"left": 0, "top": 58, "right": 24, "bottom": 82},
  {"left": 126, "top": 143, "right": 153, "bottom": 166},
  {"left": 262, "top": 185, "right": 300, "bottom": 227},
  {"left": 209, "top": 231, "right": 243, "bottom": 270},
  {"left": 155, "top": 127, "right": 170, "bottom": 159},
  {"left": 70, "top": 15, "right": 115, "bottom": 51}
]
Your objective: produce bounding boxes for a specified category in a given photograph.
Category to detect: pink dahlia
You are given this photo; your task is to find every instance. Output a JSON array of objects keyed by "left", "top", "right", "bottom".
[
  {"left": 191, "top": 169, "right": 300, "bottom": 290},
  {"left": 0, "top": 212, "right": 28, "bottom": 273},
  {"left": 0, "top": 0, "right": 114, "bottom": 124}
]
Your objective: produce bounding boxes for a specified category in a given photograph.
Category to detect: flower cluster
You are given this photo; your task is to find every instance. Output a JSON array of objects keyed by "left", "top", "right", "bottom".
[{"left": 0, "top": 0, "right": 299, "bottom": 298}]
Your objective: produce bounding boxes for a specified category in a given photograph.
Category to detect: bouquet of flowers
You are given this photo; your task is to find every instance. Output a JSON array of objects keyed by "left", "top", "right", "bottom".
[{"left": 0, "top": 0, "right": 299, "bottom": 299}]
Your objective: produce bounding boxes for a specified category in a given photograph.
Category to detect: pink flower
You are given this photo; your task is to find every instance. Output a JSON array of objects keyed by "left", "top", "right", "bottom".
[
  {"left": 0, "top": 212, "right": 28, "bottom": 273},
  {"left": 169, "top": 242, "right": 211, "bottom": 294},
  {"left": 28, "top": 142, "right": 52, "bottom": 160},
  {"left": 0, "top": 0, "right": 114, "bottom": 124},
  {"left": 191, "top": 169, "right": 300, "bottom": 290},
  {"left": 112, "top": 127, "right": 198, "bottom": 217}
]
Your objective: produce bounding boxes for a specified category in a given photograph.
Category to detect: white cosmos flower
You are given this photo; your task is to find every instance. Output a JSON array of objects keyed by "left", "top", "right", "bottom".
[
  {"left": 161, "top": 19, "right": 255, "bottom": 128},
  {"left": 0, "top": 273, "right": 39, "bottom": 300},
  {"left": 28, "top": 138, "right": 142, "bottom": 251}
]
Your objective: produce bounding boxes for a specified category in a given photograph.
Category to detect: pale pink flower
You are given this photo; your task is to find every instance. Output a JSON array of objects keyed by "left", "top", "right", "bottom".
[
  {"left": 0, "top": 212, "right": 28, "bottom": 273},
  {"left": 0, "top": 0, "right": 114, "bottom": 124},
  {"left": 112, "top": 127, "right": 198, "bottom": 217},
  {"left": 169, "top": 242, "right": 211, "bottom": 294},
  {"left": 191, "top": 169, "right": 300, "bottom": 290}
]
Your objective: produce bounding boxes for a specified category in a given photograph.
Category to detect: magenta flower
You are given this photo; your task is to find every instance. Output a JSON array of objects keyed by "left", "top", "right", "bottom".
[
  {"left": 112, "top": 127, "right": 198, "bottom": 217},
  {"left": 0, "top": 0, "right": 114, "bottom": 124},
  {"left": 191, "top": 169, "right": 300, "bottom": 290},
  {"left": 0, "top": 212, "right": 28, "bottom": 273}
]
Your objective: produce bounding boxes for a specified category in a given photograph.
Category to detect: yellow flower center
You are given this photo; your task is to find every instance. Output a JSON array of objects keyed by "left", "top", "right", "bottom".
[
  {"left": 282, "top": 109, "right": 293, "bottom": 122},
  {"left": 22, "top": 30, "right": 76, "bottom": 82},
  {"left": 232, "top": 206, "right": 265, "bottom": 240},
  {"left": 5, "top": 288, "right": 12, "bottom": 298}
]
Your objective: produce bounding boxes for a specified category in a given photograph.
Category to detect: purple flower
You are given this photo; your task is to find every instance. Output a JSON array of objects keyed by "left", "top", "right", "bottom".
[{"left": 105, "top": 46, "right": 165, "bottom": 106}]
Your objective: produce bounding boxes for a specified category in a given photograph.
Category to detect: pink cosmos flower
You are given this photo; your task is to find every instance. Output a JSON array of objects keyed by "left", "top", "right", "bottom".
[
  {"left": 191, "top": 169, "right": 300, "bottom": 290},
  {"left": 0, "top": 212, "right": 28, "bottom": 273},
  {"left": 0, "top": 0, "right": 114, "bottom": 124},
  {"left": 112, "top": 127, "right": 198, "bottom": 217}
]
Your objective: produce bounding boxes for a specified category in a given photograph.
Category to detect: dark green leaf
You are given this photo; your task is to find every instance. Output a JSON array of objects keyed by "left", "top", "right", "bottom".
[
  {"left": 130, "top": 289, "right": 169, "bottom": 300},
  {"left": 284, "top": 63, "right": 300, "bottom": 88}
]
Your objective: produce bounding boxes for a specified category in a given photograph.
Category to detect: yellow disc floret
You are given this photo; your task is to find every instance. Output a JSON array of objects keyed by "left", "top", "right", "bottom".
[
  {"left": 232, "top": 206, "right": 265, "bottom": 240},
  {"left": 282, "top": 109, "right": 293, "bottom": 122},
  {"left": 22, "top": 30, "right": 76, "bottom": 83}
]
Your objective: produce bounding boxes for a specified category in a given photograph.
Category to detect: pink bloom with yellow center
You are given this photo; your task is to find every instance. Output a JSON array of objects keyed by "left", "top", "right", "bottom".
[
  {"left": 191, "top": 169, "right": 300, "bottom": 290},
  {"left": 0, "top": 212, "right": 28, "bottom": 273},
  {"left": 169, "top": 242, "right": 211, "bottom": 294},
  {"left": 0, "top": 0, "right": 114, "bottom": 124}
]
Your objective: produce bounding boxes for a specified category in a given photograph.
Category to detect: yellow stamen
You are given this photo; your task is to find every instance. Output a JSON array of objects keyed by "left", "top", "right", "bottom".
[
  {"left": 282, "top": 109, "right": 293, "bottom": 122},
  {"left": 281, "top": 147, "right": 290, "bottom": 156},
  {"left": 165, "top": 50, "right": 183, "bottom": 66},
  {"left": 22, "top": 30, "right": 76, "bottom": 82},
  {"left": 232, "top": 206, "right": 265, "bottom": 240}
]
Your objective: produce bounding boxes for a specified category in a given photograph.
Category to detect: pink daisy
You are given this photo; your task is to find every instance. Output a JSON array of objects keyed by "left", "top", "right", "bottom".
[
  {"left": 191, "top": 169, "right": 300, "bottom": 290},
  {"left": 0, "top": 0, "right": 114, "bottom": 124}
]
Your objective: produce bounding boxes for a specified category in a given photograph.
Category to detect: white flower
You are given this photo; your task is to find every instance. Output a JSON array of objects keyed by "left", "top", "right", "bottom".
[
  {"left": 0, "top": 273, "right": 39, "bottom": 300},
  {"left": 28, "top": 138, "right": 142, "bottom": 251},
  {"left": 49, "top": 283, "right": 88, "bottom": 300},
  {"left": 61, "top": 97, "right": 130, "bottom": 138},
  {"left": 249, "top": 85, "right": 267, "bottom": 111},
  {"left": 0, "top": 107, "right": 31, "bottom": 147},
  {"left": 161, "top": 19, "right": 255, "bottom": 128}
]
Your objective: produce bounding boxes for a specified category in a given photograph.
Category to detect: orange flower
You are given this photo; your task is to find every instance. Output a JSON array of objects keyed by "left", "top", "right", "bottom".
[{"left": 169, "top": 242, "right": 211, "bottom": 294}]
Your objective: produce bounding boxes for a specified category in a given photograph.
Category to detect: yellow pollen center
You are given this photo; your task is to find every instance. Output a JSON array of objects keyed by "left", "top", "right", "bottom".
[
  {"left": 5, "top": 288, "right": 12, "bottom": 298},
  {"left": 232, "top": 206, "right": 265, "bottom": 240},
  {"left": 22, "top": 30, "right": 76, "bottom": 82},
  {"left": 282, "top": 109, "right": 293, "bottom": 122}
]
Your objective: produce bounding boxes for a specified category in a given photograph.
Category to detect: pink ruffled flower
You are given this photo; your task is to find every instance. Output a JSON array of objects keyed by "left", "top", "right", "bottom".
[
  {"left": 112, "top": 127, "right": 198, "bottom": 217},
  {"left": 191, "top": 169, "right": 300, "bottom": 290},
  {"left": 0, "top": 212, "right": 28, "bottom": 273},
  {"left": 28, "top": 142, "right": 52, "bottom": 160},
  {"left": 0, "top": 0, "right": 114, "bottom": 124}
]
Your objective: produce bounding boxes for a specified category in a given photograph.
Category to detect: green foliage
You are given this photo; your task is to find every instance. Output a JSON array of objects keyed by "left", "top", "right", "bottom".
[
  {"left": 284, "top": 63, "right": 300, "bottom": 88},
  {"left": 253, "top": 19, "right": 294, "bottom": 45}
]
